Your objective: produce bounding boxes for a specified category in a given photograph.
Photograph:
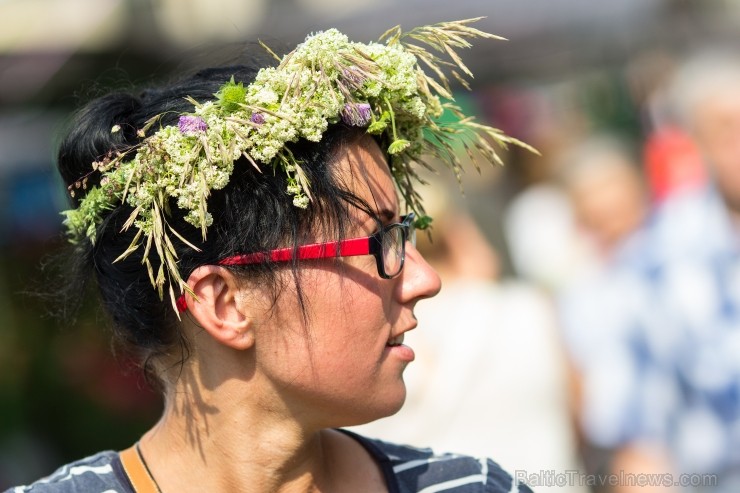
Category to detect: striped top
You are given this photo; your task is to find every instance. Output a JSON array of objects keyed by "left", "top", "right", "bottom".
[
  {"left": 343, "top": 430, "right": 534, "bottom": 493},
  {"left": 7, "top": 431, "right": 533, "bottom": 493}
]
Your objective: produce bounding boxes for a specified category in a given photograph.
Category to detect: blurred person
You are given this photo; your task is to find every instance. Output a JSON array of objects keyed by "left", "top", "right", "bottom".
[
  {"left": 554, "top": 136, "right": 654, "bottom": 491},
  {"left": 8, "top": 20, "right": 536, "bottom": 493},
  {"left": 558, "top": 136, "right": 649, "bottom": 257},
  {"left": 353, "top": 185, "right": 587, "bottom": 493},
  {"left": 561, "top": 51, "right": 740, "bottom": 493}
]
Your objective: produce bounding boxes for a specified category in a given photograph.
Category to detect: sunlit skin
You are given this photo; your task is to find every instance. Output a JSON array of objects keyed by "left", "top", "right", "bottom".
[{"left": 136, "top": 135, "right": 441, "bottom": 493}]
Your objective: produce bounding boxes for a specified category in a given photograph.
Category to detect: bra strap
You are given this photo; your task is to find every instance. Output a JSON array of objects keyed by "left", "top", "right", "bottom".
[{"left": 119, "top": 444, "right": 161, "bottom": 493}]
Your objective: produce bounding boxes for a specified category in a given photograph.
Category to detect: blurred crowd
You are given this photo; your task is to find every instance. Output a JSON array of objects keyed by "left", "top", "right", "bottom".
[
  {"left": 4, "top": 1, "right": 740, "bottom": 491},
  {"left": 354, "top": 47, "right": 740, "bottom": 493}
]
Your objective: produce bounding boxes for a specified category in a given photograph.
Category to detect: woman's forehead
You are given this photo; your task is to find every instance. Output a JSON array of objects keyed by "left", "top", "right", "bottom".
[{"left": 335, "top": 137, "right": 399, "bottom": 217}]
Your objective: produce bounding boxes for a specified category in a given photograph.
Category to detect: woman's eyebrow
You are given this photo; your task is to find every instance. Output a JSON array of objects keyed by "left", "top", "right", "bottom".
[{"left": 377, "top": 208, "right": 397, "bottom": 223}]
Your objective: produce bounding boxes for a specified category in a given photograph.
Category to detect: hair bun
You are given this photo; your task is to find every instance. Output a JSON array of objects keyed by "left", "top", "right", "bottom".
[{"left": 57, "top": 92, "right": 143, "bottom": 197}]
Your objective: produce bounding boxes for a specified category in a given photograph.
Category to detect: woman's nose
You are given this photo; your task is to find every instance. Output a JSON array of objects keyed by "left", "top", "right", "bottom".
[{"left": 397, "top": 242, "right": 442, "bottom": 303}]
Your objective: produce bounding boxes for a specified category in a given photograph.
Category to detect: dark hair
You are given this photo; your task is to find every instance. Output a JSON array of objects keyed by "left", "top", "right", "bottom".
[{"left": 57, "top": 64, "right": 380, "bottom": 384}]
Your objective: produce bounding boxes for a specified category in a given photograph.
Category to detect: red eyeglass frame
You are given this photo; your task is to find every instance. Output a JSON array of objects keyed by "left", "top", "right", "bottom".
[{"left": 176, "top": 213, "right": 415, "bottom": 312}]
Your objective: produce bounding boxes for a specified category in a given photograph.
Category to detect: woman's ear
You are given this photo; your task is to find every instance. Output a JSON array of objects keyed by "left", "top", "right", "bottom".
[{"left": 184, "top": 265, "right": 254, "bottom": 350}]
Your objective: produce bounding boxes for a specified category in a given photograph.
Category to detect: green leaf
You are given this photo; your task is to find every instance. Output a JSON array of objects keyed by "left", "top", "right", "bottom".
[{"left": 414, "top": 215, "right": 434, "bottom": 230}]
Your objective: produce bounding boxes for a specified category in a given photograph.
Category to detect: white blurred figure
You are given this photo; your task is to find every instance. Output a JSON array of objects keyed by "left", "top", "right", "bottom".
[
  {"left": 352, "top": 186, "right": 586, "bottom": 493},
  {"left": 505, "top": 183, "right": 600, "bottom": 291}
]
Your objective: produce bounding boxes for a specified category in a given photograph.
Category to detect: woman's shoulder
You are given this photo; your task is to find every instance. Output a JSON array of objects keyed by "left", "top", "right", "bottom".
[
  {"left": 340, "top": 430, "right": 534, "bottom": 493},
  {"left": 5, "top": 450, "right": 129, "bottom": 493}
]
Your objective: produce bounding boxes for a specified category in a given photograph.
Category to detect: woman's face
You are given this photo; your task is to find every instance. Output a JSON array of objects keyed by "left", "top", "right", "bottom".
[{"left": 247, "top": 136, "right": 441, "bottom": 429}]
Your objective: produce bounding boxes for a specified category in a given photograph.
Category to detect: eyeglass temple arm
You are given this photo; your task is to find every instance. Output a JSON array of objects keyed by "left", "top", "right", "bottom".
[
  {"left": 218, "top": 237, "right": 372, "bottom": 265},
  {"left": 176, "top": 237, "right": 374, "bottom": 312}
]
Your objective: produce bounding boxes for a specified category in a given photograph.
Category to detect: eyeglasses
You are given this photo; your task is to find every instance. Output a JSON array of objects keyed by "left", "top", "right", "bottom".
[{"left": 176, "top": 213, "right": 416, "bottom": 312}]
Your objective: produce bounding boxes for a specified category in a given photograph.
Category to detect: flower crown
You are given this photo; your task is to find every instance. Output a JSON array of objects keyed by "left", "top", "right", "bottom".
[{"left": 62, "top": 18, "right": 535, "bottom": 309}]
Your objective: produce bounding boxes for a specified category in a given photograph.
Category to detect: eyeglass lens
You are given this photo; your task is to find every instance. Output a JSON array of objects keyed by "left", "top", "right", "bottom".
[
  {"left": 381, "top": 217, "right": 415, "bottom": 277},
  {"left": 382, "top": 226, "right": 403, "bottom": 276}
]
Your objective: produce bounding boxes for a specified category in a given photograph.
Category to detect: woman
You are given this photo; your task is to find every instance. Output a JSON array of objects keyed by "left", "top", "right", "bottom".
[{"left": 11, "top": 20, "right": 535, "bottom": 492}]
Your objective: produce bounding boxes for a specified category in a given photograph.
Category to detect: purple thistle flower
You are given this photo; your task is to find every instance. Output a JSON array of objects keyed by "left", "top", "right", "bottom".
[
  {"left": 250, "top": 112, "right": 265, "bottom": 125},
  {"left": 178, "top": 115, "right": 207, "bottom": 135},
  {"left": 340, "top": 103, "right": 372, "bottom": 127},
  {"left": 342, "top": 66, "right": 366, "bottom": 88}
]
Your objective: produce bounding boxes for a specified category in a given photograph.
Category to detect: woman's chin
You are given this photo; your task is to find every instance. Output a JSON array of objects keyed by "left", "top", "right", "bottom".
[{"left": 337, "top": 388, "right": 408, "bottom": 428}]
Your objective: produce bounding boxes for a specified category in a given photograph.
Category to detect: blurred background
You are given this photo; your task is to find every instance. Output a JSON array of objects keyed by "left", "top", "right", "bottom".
[{"left": 3, "top": 0, "right": 740, "bottom": 491}]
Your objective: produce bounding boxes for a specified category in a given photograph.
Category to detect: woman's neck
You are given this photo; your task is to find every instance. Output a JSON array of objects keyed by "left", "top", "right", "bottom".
[
  {"left": 137, "top": 370, "right": 328, "bottom": 492},
  {"left": 136, "top": 366, "right": 386, "bottom": 492}
]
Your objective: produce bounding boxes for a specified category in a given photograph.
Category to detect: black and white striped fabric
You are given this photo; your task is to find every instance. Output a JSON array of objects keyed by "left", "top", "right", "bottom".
[
  {"left": 7, "top": 450, "right": 123, "bottom": 493},
  {"left": 342, "top": 430, "right": 533, "bottom": 493}
]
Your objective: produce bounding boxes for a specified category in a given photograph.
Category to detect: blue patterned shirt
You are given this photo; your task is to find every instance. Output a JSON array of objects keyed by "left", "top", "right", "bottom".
[{"left": 559, "top": 186, "right": 740, "bottom": 481}]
